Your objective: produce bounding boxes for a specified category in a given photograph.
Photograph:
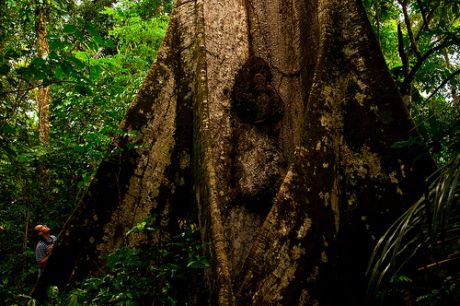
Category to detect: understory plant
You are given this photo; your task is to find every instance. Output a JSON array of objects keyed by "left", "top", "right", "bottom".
[
  {"left": 63, "top": 220, "right": 210, "bottom": 306},
  {"left": 367, "top": 153, "right": 460, "bottom": 305}
]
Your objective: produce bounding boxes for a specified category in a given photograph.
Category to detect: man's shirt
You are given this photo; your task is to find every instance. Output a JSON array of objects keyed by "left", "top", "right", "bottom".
[{"left": 35, "top": 235, "right": 56, "bottom": 263}]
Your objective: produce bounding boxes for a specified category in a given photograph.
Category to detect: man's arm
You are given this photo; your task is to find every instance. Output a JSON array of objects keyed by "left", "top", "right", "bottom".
[{"left": 37, "top": 255, "right": 50, "bottom": 268}]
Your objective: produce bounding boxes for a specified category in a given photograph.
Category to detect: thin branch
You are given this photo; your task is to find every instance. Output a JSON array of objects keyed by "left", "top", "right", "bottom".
[
  {"left": 424, "top": 68, "right": 460, "bottom": 102},
  {"left": 373, "top": 0, "right": 381, "bottom": 45},
  {"left": 415, "top": 0, "right": 428, "bottom": 29},
  {"left": 0, "top": 80, "right": 79, "bottom": 97},
  {"left": 417, "top": 255, "right": 460, "bottom": 271},
  {"left": 398, "top": 0, "right": 421, "bottom": 60},
  {"left": 428, "top": 119, "right": 460, "bottom": 152},
  {"left": 400, "top": 39, "right": 454, "bottom": 94},
  {"left": 398, "top": 23, "right": 410, "bottom": 78},
  {"left": 0, "top": 85, "right": 40, "bottom": 97},
  {"left": 414, "top": 1, "right": 441, "bottom": 43}
]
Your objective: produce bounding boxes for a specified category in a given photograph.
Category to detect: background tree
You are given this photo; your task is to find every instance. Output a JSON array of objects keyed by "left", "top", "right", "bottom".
[{"left": 35, "top": 0, "right": 51, "bottom": 144}]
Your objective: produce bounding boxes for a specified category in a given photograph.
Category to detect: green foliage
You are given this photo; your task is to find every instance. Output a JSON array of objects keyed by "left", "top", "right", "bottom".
[
  {"left": 0, "top": 0, "right": 170, "bottom": 303},
  {"left": 63, "top": 221, "right": 209, "bottom": 305},
  {"left": 364, "top": 4, "right": 460, "bottom": 303},
  {"left": 367, "top": 153, "right": 460, "bottom": 305},
  {"left": 364, "top": 0, "right": 460, "bottom": 164}
]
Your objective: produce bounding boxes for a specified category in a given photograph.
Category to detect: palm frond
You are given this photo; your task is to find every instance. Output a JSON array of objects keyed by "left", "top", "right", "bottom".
[{"left": 366, "top": 153, "right": 460, "bottom": 302}]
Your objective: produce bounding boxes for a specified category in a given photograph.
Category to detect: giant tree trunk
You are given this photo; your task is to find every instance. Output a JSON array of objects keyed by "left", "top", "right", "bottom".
[{"left": 35, "top": 0, "right": 435, "bottom": 305}]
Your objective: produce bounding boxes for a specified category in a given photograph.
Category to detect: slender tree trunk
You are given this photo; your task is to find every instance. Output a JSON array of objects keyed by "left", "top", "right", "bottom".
[
  {"left": 35, "top": 0, "right": 50, "bottom": 144},
  {"left": 35, "top": 0, "right": 435, "bottom": 304},
  {"left": 34, "top": 0, "right": 52, "bottom": 197},
  {"left": 22, "top": 179, "right": 31, "bottom": 275}
]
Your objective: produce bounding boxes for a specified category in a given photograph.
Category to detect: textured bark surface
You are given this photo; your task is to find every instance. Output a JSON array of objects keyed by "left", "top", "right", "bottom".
[
  {"left": 35, "top": 1, "right": 51, "bottom": 144},
  {"left": 34, "top": 0, "right": 435, "bottom": 305}
]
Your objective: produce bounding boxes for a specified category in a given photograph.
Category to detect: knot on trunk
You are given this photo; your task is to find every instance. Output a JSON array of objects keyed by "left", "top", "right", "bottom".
[
  {"left": 232, "top": 56, "right": 284, "bottom": 129},
  {"left": 230, "top": 57, "right": 286, "bottom": 212}
]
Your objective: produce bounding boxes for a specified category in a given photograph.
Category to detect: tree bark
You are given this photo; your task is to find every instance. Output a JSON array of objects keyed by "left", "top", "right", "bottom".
[
  {"left": 35, "top": 0, "right": 51, "bottom": 144},
  {"left": 34, "top": 0, "right": 435, "bottom": 305}
]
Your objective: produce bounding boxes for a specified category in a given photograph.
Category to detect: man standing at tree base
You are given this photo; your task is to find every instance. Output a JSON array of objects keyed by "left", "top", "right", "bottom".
[{"left": 34, "top": 224, "right": 56, "bottom": 277}]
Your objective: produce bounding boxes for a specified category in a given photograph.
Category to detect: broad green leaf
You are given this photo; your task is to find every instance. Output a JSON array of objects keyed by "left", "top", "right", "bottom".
[
  {"left": 391, "top": 136, "right": 419, "bottom": 149},
  {"left": 0, "top": 63, "right": 10, "bottom": 75},
  {"left": 4, "top": 48, "right": 19, "bottom": 59},
  {"left": 49, "top": 40, "right": 68, "bottom": 51},
  {"left": 54, "top": 64, "right": 64, "bottom": 79},
  {"left": 63, "top": 24, "right": 78, "bottom": 34},
  {"left": 74, "top": 30, "right": 85, "bottom": 42},
  {"left": 1, "top": 124, "right": 16, "bottom": 134},
  {"left": 30, "top": 57, "right": 45, "bottom": 68},
  {"left": 68, "top": 56, "right": 85, "bottom": 70}
]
